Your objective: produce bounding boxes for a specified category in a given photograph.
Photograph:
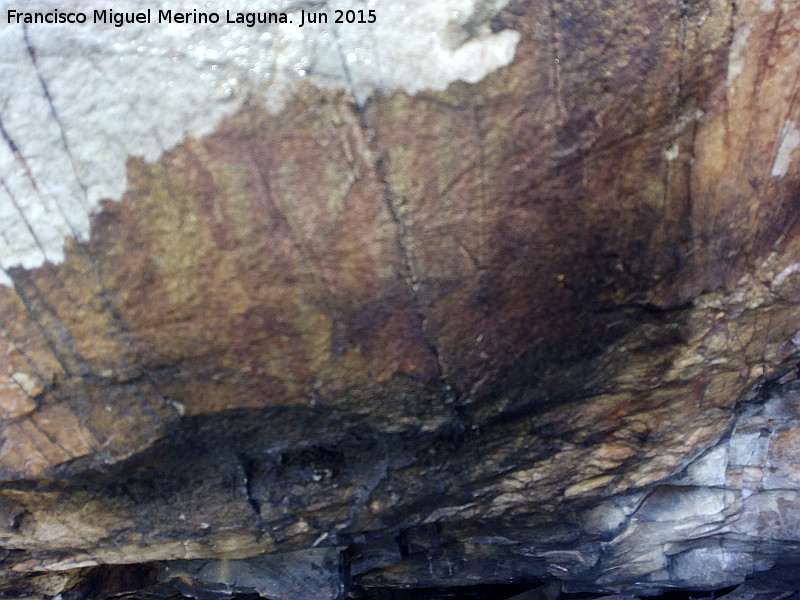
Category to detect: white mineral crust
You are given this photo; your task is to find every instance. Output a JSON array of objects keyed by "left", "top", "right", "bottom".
[{"left": 0, "top": 0, "right": 520, "bottom": 285}]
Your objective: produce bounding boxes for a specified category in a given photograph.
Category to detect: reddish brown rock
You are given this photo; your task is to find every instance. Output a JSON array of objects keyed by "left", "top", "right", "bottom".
[{"left": 0, "top": 0, "right": 800, "bottom": 598}]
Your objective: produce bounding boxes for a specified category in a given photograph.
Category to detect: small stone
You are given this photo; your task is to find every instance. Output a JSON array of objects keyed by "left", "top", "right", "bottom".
[{"left": 9, "top": 372, "right": 43, "bottom": 397}]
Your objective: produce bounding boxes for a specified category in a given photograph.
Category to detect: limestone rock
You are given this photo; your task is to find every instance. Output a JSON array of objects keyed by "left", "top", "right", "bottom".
[
  {"left": 160, "top": 548, "right": 344, "bottom": 600},
  {"left": 0, "top": 0, "right": 800, "bottom": 598}
]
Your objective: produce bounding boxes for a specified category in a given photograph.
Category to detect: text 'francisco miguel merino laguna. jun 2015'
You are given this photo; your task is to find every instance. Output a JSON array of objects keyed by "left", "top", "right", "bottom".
[{"left": 6, "top": 7, "right": 377, "bottom": 28}]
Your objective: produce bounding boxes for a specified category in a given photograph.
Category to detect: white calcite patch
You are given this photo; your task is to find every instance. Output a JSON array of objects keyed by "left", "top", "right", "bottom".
[
  {"left": 575, "top": 380, "right": 800, "bottom": 593},
  {"left": 9, "top": 371, "right": 41, "bottom": 396},
  {"left": 726, "top": 25, "right": 750, "bottom": 86},
  {"left": 664, "top": 142, "right": 679, "bottom": 161},
  {"left": 0, "top": 0, "right": 520, "bottom": 286},
  {"left": 771, "top": 121, "right": 800, "bottom": 178},
  {"left": 673, "top": 109, "right": 704, "bottom": 134},
  {"left": 772, "top": 260, "right": 800, "bottom": 286},
  {"left": 677, "top": 445, "right": 728, "bottom": 486}
]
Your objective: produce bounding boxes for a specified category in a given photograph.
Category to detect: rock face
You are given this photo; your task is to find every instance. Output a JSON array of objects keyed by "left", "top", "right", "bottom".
[{"left": 1, "top": 0, "right": 800, "bottom": 598}]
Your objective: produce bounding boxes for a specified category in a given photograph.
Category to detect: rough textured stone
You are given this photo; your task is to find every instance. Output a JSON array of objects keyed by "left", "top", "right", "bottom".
[
  {"left": 160, "top": 548, "right": 345, "bottom": 600},
  {"left": 1, "top": 0, "right": 800, "bottom": 598}
]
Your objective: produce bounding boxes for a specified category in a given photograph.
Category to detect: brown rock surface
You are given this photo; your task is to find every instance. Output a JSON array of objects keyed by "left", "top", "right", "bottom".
[{"left": 1, "top": 0, "right": 800, "bottom": 598}]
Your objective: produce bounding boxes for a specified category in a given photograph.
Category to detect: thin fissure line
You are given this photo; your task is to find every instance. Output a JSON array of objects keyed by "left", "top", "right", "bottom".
[
  {"left": 5, "top": 36, "right": 172, "bottom": 427},
  {"left": 548, "top": 0, "right": 565, "bottom": 121},
  {"left": 25, "top": 413, "right": 76, "bottom": 460},
  {"left": 5, "top": 272, "right": 115, "bottom": 456},
  {"left": 373, "top": 149, "right": 450, "bottom": 391},
  {"left": 328, "top": 34, "right": 450, "bottom": 383},
  {"left": 5, "top": 272, "right": 76, "bottom": 379},
  {"left": 245, "top": 147, "right": 336, "bottom": 300},
  {"left": 474, "top": 106, "right": 487, "bottom": 271},
  {"left": 23, "top": 26, "right": 91, "bottom": 211}
]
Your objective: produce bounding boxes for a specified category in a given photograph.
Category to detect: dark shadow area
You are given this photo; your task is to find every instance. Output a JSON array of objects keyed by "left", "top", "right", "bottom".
[{"left": 352, "top": 583, "right": 531, "bottom": 599}]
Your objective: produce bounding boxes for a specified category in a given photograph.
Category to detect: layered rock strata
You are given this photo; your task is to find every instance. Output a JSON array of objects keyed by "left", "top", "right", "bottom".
[{"left": 0, "top": 0, "right": 799, "bottom": 597}]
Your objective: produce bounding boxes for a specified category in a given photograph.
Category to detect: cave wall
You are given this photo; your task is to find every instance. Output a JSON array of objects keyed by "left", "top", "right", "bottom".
[{"left": 1, "top": 0, "right": 800, "bottom": 597}]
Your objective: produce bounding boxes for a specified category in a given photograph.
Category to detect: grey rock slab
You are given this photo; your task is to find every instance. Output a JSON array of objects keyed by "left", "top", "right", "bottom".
[
  {"left": 733, "top": 490, "right": 800, "bottom": 541},
  {"left": 160, "top": 547, "right": 345, "bottom": 600},
  {"left": 670, "top": 542, "right": 755, "bottom": 588},
  {"left": 634, "top": 486, "right": 734, "bottom": 523}
]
